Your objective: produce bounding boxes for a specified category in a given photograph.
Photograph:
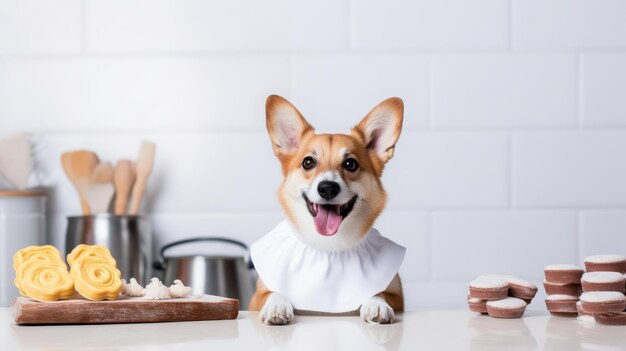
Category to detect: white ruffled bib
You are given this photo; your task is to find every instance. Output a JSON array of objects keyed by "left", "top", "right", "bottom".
[{"left": 250, "top": 221, "right": 406, "bottom": 313}]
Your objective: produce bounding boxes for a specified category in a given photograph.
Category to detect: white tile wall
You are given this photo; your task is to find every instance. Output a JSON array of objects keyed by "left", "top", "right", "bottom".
[
  {"left": 580, "top": 210, "right": 626, "bottom": 259},
  {"left": 432, "top": 54, "right": 578, "bottom": 128},
  {"left": 351, "top": 0, "right": 508, "bottom": 50},
  {"left": 1, "top": 0, "right": 625, "bottom": 309},
  {"left": 431, "top": 211, "right": 578, "bottom": 281},
  {"left": 582, "top": 54, "right": 626, "bottom": 127},
  {"left": 513, "top": 0, "right": 626, "bottom": 49},
  {"left": 85, "top": 0, "right": 349, "bottom": 52},
  {"left": 1, "top": 57, "right": 291, "bottom": 132},
  {"left": 291, "top": 54, "right": 429, "bottom": 131},
  {"left": 0, "top": 0, "right": 82, "bottom": 54},
  {"left": 513, "top": 131, "right": 626, "bottom": 207},
  {"left": 384, "top": 132, "right": 509, "bottom": 208}
]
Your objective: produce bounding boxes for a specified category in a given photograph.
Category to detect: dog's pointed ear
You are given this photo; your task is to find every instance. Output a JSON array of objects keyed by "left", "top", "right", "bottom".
[
  {"left": 353, "top": 97, "right": 404, "bottom": 164},
  {"left": 266, "top": 95, "right": 314, "bottom": 158}
]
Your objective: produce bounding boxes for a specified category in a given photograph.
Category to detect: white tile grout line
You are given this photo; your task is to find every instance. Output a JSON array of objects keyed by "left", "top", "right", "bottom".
[
  {"left": 347, "top": 0, "right": 355, "bottom": 52},
  {"left": 577, "top": 53, "right": 585, "bottom": 129},
  {"left": 576, "top": 210, "right": 583, "bottom": 264},
  {"left": 507, "top": 133, "right": 514, "bottom": 208},
  {"left": 507, "top": 0, "right": 513, "bottom": 51},
  {"left": 4, "top": 125, "right": 626, "bottom": 136},
  {"left": 346, "top": 0, "right": 353, "bottom": 52},
  {"left": 80, "top": 0, "right": 87, "bottom": 54},
  {"left": 289, "top": 54, "right": 296, "bottom": 99},
  {"left": 426, "top": 55, "right": 434, "bottom": 128},
  {"left": 5, "top": 48, "right": 626, "bottom": 61},
  {"left": 426, "top": 212, "right": 433, "bottom": 282}
]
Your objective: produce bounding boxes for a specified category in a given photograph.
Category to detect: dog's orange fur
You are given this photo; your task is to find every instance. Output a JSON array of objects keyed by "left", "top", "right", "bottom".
[{"left": 249, "top": 95, "right": 404, "bottom": 314}]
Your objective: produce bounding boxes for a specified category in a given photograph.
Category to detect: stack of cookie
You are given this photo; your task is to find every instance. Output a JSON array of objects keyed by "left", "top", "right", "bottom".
[
  {"left": 467, "top": 274, "right": 538, "bottom": 318},
  {"left": 578, "top": 255, "right": 626, "bottom": 325},
  {"left": 543, "top": 264, "right": 584, "bottom": 316}
]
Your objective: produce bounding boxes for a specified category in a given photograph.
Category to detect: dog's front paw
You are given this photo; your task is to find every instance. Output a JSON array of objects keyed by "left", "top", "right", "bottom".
[
  {"left": 360, "top": 296, "right": 395, "bottom": 324},
  {"left": 259, "top": 293, "right": 294, "bottom": 325}
]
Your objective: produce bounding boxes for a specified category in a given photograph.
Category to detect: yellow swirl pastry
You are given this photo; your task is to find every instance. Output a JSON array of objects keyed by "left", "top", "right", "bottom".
[
  {"left": 70, "top": 256, "right": 122, "bottom": 300},
  {"left": 13, "top": 245, "right": 67, "bottom": 296},
  {"left": 66, "top": 244, "right": 117, "bottom": 267},
  {"left": 18, "top": 260, "right": 74, "bottom": 302},
  {"left": 13, "top": 245, "right": 65, "bottom": 269}
]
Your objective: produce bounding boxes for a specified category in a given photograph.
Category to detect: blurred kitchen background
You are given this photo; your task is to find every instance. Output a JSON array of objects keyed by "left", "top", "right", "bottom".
[{"left": 1, "top": 0, "right": 626, "bottom": 309}]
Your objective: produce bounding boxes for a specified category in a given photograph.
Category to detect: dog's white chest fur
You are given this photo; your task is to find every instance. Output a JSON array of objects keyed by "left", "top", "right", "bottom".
[{"left": 251, "top": 221, "right": 406, "bottom": 313}]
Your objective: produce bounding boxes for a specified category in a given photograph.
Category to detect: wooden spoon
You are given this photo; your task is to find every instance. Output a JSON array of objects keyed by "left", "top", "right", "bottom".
[
  {"left": 61, "top": 151, "right": 99, "bottom": 215},
  {"left": 86, "top": 162, "right": 115, "bottom": 214},
  {"left": 128, "top": 141, "right": 156, "bottom": 215},
  {"left": 113, "top": 159, "right": 135, "bottom": 215}
]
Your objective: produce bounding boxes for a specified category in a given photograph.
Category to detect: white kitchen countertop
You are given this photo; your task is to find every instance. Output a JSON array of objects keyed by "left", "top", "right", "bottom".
[{"left": 2, "top": 308, "right": 625, "bottom": 350}]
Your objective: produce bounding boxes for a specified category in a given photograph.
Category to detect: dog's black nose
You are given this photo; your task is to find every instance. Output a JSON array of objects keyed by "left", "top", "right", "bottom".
[{"left": 318, "top": 181, "right": 340, "bottom": 200}]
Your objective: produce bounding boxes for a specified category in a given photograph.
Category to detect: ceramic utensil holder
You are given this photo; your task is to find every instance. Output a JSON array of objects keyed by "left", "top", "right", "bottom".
[{"left": 0, "top": 190, "right": 46, "bottom": 307}]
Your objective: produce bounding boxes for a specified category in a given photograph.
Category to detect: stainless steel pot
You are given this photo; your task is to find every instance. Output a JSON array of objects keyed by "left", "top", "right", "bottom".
[
  {"left": 153, "top": 237, "right": 254, "bottom": 309},
  {"left": 65, "top": 215, "right": 152, "bottom": 285}
]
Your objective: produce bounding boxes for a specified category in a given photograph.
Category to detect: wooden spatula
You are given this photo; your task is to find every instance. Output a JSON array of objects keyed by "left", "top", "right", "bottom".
[
  {"left": 128, "top": 141, "right": 156, "bottom": 215},
  {"left": 61, "top": 151, "right": 99, "bottom": 215},
  {"left": 113, "top": 160, "right": 135, "bottom": 215},
  {"left": 86, "top": 162, "right": 115, "bottom": 214}
]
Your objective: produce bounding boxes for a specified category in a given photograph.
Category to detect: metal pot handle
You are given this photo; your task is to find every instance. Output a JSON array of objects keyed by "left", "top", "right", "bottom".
[{"left": 153, "top": 237, "right": 253, "bottom": 270}]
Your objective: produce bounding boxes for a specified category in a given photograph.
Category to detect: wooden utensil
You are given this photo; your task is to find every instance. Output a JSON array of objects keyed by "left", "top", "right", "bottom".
[
  {"left": 61, "top": 151, "right": 99, "bottom": 215},
  {"left": 86, "top": 162, "right": 115, "bottom": 214},
  {"left": 113, "top": 159, "right": 135, "bottom": 215},
  {"left": 12, "top": 295, "right": 238, "bottom": 325},
  {"left": 128, "top": 141, "right": 156, "bottom": 215}
]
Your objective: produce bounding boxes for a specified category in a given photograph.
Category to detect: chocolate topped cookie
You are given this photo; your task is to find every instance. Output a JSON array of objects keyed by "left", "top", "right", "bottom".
[
  {"left": 505, "top": 276, "right": 538, "bottom": 300},
  {"left": 543, "top": 280, "right": 582, "bottom": 296},
  {"left": 469, "top": 276, "right": 509, "bottom": 300},
  {"left": 581, "top": 272, "right": 625, "bottom": 292},
  {"left": 594, "top": 312, "right": 626, "bottom": 325},
  {"left": 545, "top": 294, "right": 579, "bottom": 316},
  {"left": 544, "top": 264, "right": 584, "bottom": 285},
  {"left": 467, "top": 296, "right": 488, "bottom": 314},
  {"left": 584, "top": 255, "right": 626, "bottom": 274},
  {"left": 580, "top": 291, "right": 626, "bottom": 314},
  {"left": 486, "top": 297, "right": 527, "bottom": 319}
]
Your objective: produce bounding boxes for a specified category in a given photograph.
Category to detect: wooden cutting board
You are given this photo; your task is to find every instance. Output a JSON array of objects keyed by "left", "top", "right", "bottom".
[{"left": 12, "top": 295, "right": 239, "bottom": 325}]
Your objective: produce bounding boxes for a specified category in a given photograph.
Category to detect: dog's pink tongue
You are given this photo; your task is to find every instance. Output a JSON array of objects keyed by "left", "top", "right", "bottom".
[{"left": 313, "top": 205, "right": 342, "bottom": 236}]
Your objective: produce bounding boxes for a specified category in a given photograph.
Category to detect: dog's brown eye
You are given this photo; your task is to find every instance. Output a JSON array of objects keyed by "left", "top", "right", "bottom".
[
  {"left": 343, "top": 158, "right": 359, "bottom": 172},
  {"left": 302, "top": 156, "right": 316, "bottom": 170}
]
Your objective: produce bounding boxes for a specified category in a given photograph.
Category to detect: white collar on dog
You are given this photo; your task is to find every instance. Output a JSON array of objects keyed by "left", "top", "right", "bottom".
[{"left": 250, "top": 220, "right": 406, "bottom": 313}]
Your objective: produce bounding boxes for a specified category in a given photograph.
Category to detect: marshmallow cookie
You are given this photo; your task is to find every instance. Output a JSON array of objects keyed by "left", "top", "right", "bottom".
[
  {"left": 543, "top": 280, "right": 582, "bottom": 296},
  {"left": 469, "top": 276, "right": 509, "bottom": 300},
  {"left": 580, "top": 291, "right": 626, "bottom": 314},
  {"left": 467, "top": 295, "right": 488, "bottom": 314},
  {"left": 584, "top": 255, "right": 626, "bottom": 274},
  {"left": 545, "top": 295, "right": 579, "bottom": 317},
  {"left": 505, "top": 276, "right": 538, "bottom": 301},
  {"left": 581, "top": 272, "right": 626, "bottom": 292},
  {"left": 544, "top": 265, "right": 584, "bottom": 285},
  {"left": 594, "top": 312, "right": 626, "bottom": 326},
  {"left": 486, "top": 297, "right": 527, "bottom": 319},
  {"left": 576, "top": 301, "right": 593, "bottom": 317}
]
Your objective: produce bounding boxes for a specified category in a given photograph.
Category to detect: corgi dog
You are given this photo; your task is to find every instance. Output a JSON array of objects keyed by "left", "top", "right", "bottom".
[{"left": 249, "top": 95, "right": 405, "bottom": 325}]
